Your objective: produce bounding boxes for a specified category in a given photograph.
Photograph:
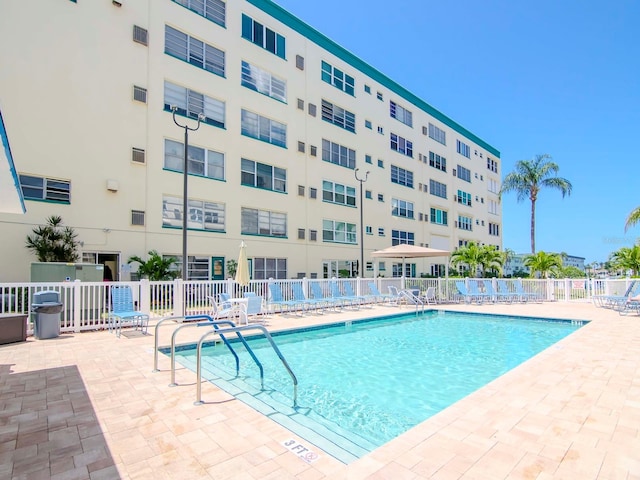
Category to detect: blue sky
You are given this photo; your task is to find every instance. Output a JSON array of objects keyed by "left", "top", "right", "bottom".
[{"left": 273, "top": 0, "right": 639, "bottom": 264}]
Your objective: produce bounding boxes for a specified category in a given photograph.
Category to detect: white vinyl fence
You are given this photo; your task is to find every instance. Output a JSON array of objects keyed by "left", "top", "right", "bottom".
[{"left": 0, "top": 277, "right": 633, "bottom": 334}]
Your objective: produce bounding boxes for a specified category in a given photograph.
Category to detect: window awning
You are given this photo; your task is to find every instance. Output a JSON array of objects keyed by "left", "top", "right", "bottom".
[{"left": 0, "top": 109, "right": 26, "bottom": 214}]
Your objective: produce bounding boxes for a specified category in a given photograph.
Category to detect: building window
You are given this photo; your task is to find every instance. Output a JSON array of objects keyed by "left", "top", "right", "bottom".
[
  {"left": 321, "top": 99, "right": 356, "bottom": 133},
  {"left": 254, "top": 257, "right": 287, "bottom": 280},
  {"left": 378, "top": 228, "right": 385, "bottom": 236},
  {"left": 428, "top": 123, "right": 446, "bottom": 145},
  {"left": 310, "top": 145, "right": 317, "bottom": 157},
  {"left": 295, "top": 54, "right": 304, "bottom": 70},
  {"left": 428, "top": 151, "right": 446, "bottom": 172},
  {"left": 457, "top": 215, "right": 473, "bottom": 231},
  {"left": 487, "top": 157, "right": 498, "bottom": 173},
  {"left": 170, "top": 255, "right": 212, "bottom": 281},
  {"left": 365, "top": 155, "right": 372, "bottom": 164},
  {"left": 309, "top": 188, "right": 317, "bottom": 199},
  {"left": 322, "top": 181, "right": 356, "bottom": 207},
  {"left": 19, "top": 175, "right": 71, "bottom": 203},
  {"left": 132, "top": 147, "right": 146, "bottom": 164},
  {"left": 164, "top": 81, "right": 225, "bottom": 128},
  {"left": 364, "top": 84, "right": 371, "bottom": 94},
  {"left": 321, "top": 60, "right": 355, "bottom": 95},
  {"left": 297, "top": 141, "right": 305, "bottom": 153},
  {"left": 365, "top": 120, "right": 372, "bottom": 129},
  {"left": 365, "top": 226, "right": 373, "bottom": 235},
  {"left": 456, "top": 164, "right": 471, "bottom": 182},
  {"left": 309, "top": 229, "right": 317, "bottom": 241},
  {"left": 162, "top": 195, "right": 225, "bottom": 231},
  {"left": 377, "top": 159, "right": 384, "bottom": 168},
  {"left": 389, "top": 100, "right": 413, "bottom": 127},
  {"left": 488, "top": 178, "right": 499, "bottom": 194},
  {"left": 390, "top": 165, "right": 413, "bottom": 188},
  {"left": 241, "top": 14, "right": 286, "bottom": 59},
  {"left": 131, "top": 210, "right": 145, "bottom": 226},
  {"left": 456, "top": 190, "right": 472, "bottom": 206},
  {"left": 376, "top": 92, "right": 383, "bottom": 101},
  {"left": 297, "top": 228, "right": 305, "bottom": 240},
  {"left": 241, "top": 61, "right": 286, "bottom": 102},
  {"left": 488, "top": 199, "right": 499, "bottom": 215},
  {"left": 489, "top": 223, "right": 500, "bottom": 236},
  {"left": 377, "top": 193, "right": 384, "bottom": 202},
  {"left": 241, "top": 109, "right": 286, "bottom": 147},
  {"left": 322, "top": 220, "right": 356, "bottom": 244},
  {"left": 392, "top": 230, "right": 414, "bottom": 245},
  {"left": 377, "top": 126, "right": 384, "bottom": 135},
  {"left": 390, "top": 133, "right": 413, "bottom": 157},
  {"left": 240, "top": 158, "right": 286, "bottom": 192},
  {"left": 308, "top": 103, "right": 317, "bottom": 117},
  {"left": 429, "top": 179, "right": 447, "bottom": 199},
  {"left": 298, "top": 185, "right": 305, "bottom": 196},
  {"left": 297, "top": 98, "right": 304, "bottom": 110},
  {"left": 391, "top": 198, "right": 414, "bottom": 219},
  {"left": 456, "top": 139, "right": 470, "bottom": 158},
  {"left": 241, "top": 207, "right": 287, "bottom": 237},
  {"left": 133, "top": 86, "right": 147, "bottom": 103},
  {"left": 321, "top": 139, "right": 355, "bottom": 169},
  {"left": 430, "top": 208, "right": 448, "bottom": 226},
  {"left": 164, "top": 139, "right": 225, "bottom": 180},
  {"left": 133, "top": 25, "right": 148, "bottom": 45},
  {"left": 172, "top": 0, "right": 226, "bottom": 27},
  {"left": 165, "top": 25, "right": 225, "bottom": 77}
]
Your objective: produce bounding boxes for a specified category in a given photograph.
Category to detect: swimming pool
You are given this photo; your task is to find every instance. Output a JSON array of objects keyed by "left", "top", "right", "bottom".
[{"left": 170, "top": 310, "right": 585, "bottom": 463}]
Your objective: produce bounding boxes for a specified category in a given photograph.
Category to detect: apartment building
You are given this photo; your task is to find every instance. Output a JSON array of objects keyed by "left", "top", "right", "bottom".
[{"left": 0, "top": 0, "right": 502, "bottom": 282}]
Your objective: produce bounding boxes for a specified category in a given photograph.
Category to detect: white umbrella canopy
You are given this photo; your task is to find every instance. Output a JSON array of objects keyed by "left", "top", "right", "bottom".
[
  {"left": 235, "top": 241, "right": 250, "bottom": 286},
  {"left": 371, "top": 244, "right": 450, "bottom": 278}
]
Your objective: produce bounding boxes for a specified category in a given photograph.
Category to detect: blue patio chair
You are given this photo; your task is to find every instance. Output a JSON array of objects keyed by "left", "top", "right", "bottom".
[
  {"left": 454, "top": 281, "right": 482, "bottom": 304},
  {"left": 367, "top": 282, "right": 394, "bottom": 304},
  {"left": 467, "top": 281, "right": 492, "bottom": 303},
  {"left": 109, "top": 285, "right": 149, "bottom": 337},
  {"left": 291, "top": 283, "right": 325, "bottom": 313},
  {"left": 343, "top": 282, "right": 371, "bottom": 306},
  {"left": 495, "top": 280, "right": 521, "bottom": 303},
  {"left": 482, "top": 280, "right": 515, "bottom": 303},
  {"left": 240, "top": 295, "right": 266, "bottom": 324},
  {"left": 330, "top": 282, "right": 359, "bottom": 308},
  {"left": 268, "top": 282, "right": 302, "bottom": 314},
  {"left": 514, "top": 279, "right": 544, "bottom": 302},
  {"left": 310, "top": 282, "right": 341, "bottom": 311}
]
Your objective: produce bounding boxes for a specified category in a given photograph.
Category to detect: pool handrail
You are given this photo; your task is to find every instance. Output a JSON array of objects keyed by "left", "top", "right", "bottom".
[{"left": 195, "top": 324, "right": 298, "bottom": 407}]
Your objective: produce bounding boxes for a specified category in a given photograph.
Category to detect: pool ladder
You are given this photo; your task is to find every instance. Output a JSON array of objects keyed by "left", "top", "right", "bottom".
[
  {"left": 153, "top": 315, "right": 298, "bottom": 407},
  {"left": 399, "top": 289, "right": 426, "bottom": 313}
]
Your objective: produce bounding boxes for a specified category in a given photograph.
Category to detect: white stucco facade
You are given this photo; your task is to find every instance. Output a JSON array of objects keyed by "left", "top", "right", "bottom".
[{"left": 0, "top": 0, "right": 502, "bottom": 282}]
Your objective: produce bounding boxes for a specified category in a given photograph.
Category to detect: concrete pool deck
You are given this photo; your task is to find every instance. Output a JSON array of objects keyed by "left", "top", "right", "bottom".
[{"left": 0, "top": 301, "right": 639, "bottom": 479}]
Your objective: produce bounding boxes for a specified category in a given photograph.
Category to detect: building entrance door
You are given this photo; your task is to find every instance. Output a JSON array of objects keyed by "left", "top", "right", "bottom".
[{"left": 211, "top": 256, "right": 225, "bottom": 280}]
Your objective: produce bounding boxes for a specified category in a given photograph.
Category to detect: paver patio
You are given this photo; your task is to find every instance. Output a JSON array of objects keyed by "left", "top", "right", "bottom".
[{"left": 1, "top": 302, "right": 639, "bottom": 479}]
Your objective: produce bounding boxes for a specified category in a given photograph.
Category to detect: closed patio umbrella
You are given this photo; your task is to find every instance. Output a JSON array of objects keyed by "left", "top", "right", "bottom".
[{"left": 235, "top": 241, "right": 250, "bottom": 287}]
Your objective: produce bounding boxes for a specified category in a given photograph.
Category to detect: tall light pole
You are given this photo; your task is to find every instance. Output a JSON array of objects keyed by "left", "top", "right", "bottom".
[
  {"left": 171, "top": 106, "right": 205, "bottom": 280},
  {"left": 354, "top": 168, "right": 370, "bottom": 277}
]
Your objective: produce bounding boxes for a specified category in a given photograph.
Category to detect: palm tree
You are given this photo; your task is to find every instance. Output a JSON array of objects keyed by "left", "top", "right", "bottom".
[
  {"left": 523, "top": 251, "right": 563, "bottom": 279},
  {"left": 500, "top": 154, "right": 572, "bottom": 253},
  {"left": 450, "top": 242, "right": 483, "bottom": 277},
  {"left": 25, "top": 215, "right": 80, "bottom": 262},
  {"left": 479, "top": 246, "right": 505, "bottom": 277},
  {"left": 624, "top": 206, "right": 640, "bottom": 232},
  {"left": 128, "top": 250, "right": 180, "bottom": 280},
  {"left": 609, "top": 244, "right": 640, "bottom": 276}
]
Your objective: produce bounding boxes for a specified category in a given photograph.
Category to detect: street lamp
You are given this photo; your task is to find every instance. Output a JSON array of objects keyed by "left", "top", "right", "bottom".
[
  {"left": 354, "top": 168, "right": 370, "bottom": 277},
  {"left": 171, "top": 106, "right": 205, "bottom": 280}
]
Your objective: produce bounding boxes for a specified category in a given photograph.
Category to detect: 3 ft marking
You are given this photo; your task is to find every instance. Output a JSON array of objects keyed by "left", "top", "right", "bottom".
[{"left": 283, "top": 439, "right": 320, "bottom": 463}]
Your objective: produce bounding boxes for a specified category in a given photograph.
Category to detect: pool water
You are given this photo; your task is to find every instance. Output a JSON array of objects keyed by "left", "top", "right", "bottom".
[{"left": 171, "top": 311, "right": 585, "bottom": 463}]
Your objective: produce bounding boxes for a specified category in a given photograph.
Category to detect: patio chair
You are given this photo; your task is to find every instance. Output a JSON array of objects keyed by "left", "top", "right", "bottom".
[
  {"left": 343, "top": 282, "right": 372, "bottom": 306},
  {"left": 367, "top": 282, "right": 394, "bottom": 304},
  {"left": 330, "top": 282, "right": 359, "bottom": 308},
  {"left": 592, "top": 280, "right": 636, "bottom": 307},
  {"left": 422, "top": 286, "right": 437, "bottom": 305},
  {"left": 496, "top": 280, "right": 523, "bottom": 303},
  {"left": 483, "top": 280, "right": 515, "bottom": 303},
  {"left": 207, "top": 296, "right": 239, "bottom": 320},
  {"left": 291, "top": 283, "right": 325, "bottom": 313},
  {"left": 109, "top": 285, "right": 149, "bottom": 337},
  {"left": 601, "top": 281, "right": 640, "bottom": 310},
  {"left": 467, "top": 281, "right": 493, "bottom": 303},
  {"left": 239, "top": 295, "right": 266, "bottom": 324},
  {"left": 310, "top": 282, "right": 341, "bottom": 311},
  {"left": 514, "top": 279, "right": 544, "bottom": 303},
  {"left": 454, "top": 281, "right": 482, "bottom": 304},
  {"left": 268, "top": 282, "right": 303, "bottom": 314}
]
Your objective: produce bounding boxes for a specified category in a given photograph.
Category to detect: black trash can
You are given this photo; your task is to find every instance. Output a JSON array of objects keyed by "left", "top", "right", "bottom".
[{"left": 32, "top": 291, "right": 63, "bottom": 339}]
